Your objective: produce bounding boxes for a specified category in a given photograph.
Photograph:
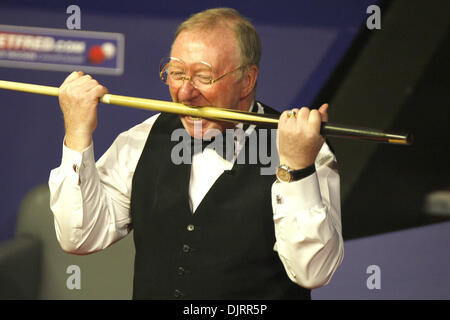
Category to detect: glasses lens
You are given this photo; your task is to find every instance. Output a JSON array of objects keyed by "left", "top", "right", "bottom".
[
  {"left": 191, "top": 62, "right": 213, "bottom": 87},
  {"left": 159, "top": 57, "right": 170, "bottom": 84},
  {"left": 159, "top": 57, "right": 186, "bottom": 84},
  {"left": 159, "top": 58, "right": 214, "bottom": 88}
]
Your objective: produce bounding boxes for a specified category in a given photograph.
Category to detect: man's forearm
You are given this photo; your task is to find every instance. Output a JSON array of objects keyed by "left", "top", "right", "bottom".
[
  {"left": 49, "top": 141, "right": 131, "bottom": 254},
  {"left": 272, "top": 145, "right": 344, "bottom": 289}
]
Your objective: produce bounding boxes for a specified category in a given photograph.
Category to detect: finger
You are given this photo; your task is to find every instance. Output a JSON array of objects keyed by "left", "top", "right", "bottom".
[
  {"left": 318, "top": 103, "right": 329, "bottom": 122},
  {"left": 281, "top": 109, "right": 297, "bottom": 123},
  {"left": 280, "top": 110, "right": 291, "bottom": 122},
  {"left": 83, "top": 79, "right": 101, "bottom": 92},
  {"left": 309, "top": 109, "right": 322, "bottom": 132},
  {"left": 61, "top": 71, "right": 84, "bottom": 86},
  {"left": 295, "top": 107, "right": 309, "bottom": 131},
  {"left": 74, "top": 74, "right": 93, "bottom": 85},
  {"left": 297, "top": 107, "right": 310, "bottom": 122},
  {"left": 288, "top": 108, "right": 299, "bottom": 119},
  {"left": 69, "top": 75, "right": 96, "bottom": 91},
  {"left": 89, "top": 84, "right": 109, "bottom": 99}
]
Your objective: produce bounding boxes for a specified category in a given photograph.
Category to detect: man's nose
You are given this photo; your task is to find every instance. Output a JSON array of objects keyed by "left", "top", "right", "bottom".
[{"left": 176, "top": 77, "right": 201, "bottom": 102}]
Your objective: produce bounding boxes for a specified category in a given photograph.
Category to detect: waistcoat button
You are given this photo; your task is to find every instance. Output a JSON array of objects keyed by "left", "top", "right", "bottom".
[
  {"left": 177, "top": 267, "right": 185, "bottom": 275},
  {"left": 174, "top": 289, "right": 183, "bottom": 298}
]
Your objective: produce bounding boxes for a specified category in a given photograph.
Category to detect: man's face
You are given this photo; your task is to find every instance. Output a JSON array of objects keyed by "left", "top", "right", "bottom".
[{"left": 169, "top": 27, "right": 248, "bottom": 138}]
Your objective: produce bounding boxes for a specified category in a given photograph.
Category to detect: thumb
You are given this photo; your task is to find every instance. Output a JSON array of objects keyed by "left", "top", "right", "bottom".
[{"left": 318, "top": 103, "right": 329, "bottom": 122}]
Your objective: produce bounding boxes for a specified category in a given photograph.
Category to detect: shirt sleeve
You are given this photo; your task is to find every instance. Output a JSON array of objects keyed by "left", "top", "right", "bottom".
[
  {"left": 271, "top": 142, "right": 344, "bottom": 289},
  {"left": 48, "top": 114, "right": 159, "bottom": 254}
]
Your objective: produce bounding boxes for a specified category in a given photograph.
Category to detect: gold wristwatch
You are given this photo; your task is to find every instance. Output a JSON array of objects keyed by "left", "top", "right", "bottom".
[{"left": 276, "top": 164, "right": 316, "bottom": 182}]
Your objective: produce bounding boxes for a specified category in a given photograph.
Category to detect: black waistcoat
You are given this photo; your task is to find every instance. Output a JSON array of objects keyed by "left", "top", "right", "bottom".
[{"left": 130, "top": 104, "right": 311, "bottom": 300}]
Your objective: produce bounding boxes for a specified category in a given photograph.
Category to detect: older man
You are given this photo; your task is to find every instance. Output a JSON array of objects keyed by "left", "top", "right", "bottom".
[{"left": 49, "top": 8, "right": 343, "bottom": 299}]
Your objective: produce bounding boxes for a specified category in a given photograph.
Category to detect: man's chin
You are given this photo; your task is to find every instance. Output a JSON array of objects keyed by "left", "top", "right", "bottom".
[{"left": 180, "top": 115, "right": 219, "bottom": 139}]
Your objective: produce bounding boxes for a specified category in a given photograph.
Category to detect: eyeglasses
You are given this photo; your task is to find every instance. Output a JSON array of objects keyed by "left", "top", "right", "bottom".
[{"left": 159, "top": 57, "right": 246, "bottom": 89}]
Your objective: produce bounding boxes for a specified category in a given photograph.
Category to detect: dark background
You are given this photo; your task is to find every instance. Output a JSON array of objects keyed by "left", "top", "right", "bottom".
[{"left": 0, "top": 0, "right": 448, "bottom": 243}]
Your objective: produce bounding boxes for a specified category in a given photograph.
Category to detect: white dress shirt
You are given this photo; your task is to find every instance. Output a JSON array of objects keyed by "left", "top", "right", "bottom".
[{"left": 49, "top": 102, "right": 343, "bottom": 289}]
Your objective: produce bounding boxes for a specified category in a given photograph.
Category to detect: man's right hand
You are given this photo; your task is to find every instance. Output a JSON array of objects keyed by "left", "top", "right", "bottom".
[{"left": 58, "top": 71, "right": 109, "bottom": 152}]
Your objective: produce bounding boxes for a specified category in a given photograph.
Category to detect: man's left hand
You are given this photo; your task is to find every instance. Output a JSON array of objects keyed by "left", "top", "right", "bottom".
[{"left": 277, "top": 103, "right": 329, "bottom": 170}]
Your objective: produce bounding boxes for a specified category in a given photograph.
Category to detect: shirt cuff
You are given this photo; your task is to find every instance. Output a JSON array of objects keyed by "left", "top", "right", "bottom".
[
  {"left": 61, "top": 138, "right": 95, "bottom": 178},
  {"left": 272, "top": 171, "right": 322, "bottom": 210}
]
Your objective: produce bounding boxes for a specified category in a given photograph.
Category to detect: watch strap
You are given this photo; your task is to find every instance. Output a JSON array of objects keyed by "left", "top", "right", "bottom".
[{"left": 290, "top": 164, "right": 316, "bottom": 181}]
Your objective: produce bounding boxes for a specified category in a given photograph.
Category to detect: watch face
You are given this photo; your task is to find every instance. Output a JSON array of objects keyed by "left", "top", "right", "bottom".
[{"left": 277, "top": 167, "right": 291, "bottom": 182}]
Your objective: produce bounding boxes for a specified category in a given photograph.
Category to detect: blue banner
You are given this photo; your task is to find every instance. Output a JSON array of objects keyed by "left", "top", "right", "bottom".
[{"left": 0, "top": 25, "right": 124, "bottom": 75}]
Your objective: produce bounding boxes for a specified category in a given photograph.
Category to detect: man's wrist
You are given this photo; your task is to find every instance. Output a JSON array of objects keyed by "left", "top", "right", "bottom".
[
  {"left": 65, "top": 133, "right": 93, "bottom": 152},
  {"left": 276, "top": 163, "right": 316, "bottom": 182}
]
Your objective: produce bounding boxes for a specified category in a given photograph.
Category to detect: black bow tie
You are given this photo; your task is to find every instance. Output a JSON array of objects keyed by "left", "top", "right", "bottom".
[
  {"left": 191, "top": 133, "right": 233, "bottom": 159},
  {"left": 189, "top": 103, "right": 255, "bottom": 160}
]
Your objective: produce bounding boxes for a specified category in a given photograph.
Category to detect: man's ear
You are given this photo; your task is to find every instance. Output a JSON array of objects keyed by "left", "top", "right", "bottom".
[{"left": 240, "top": 65, "right": 258, "bottom": 99}]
